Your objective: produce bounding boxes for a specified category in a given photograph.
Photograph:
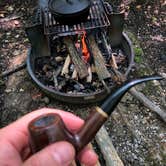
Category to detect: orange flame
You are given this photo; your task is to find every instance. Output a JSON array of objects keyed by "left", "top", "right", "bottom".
[{"left": 82, "top": 32, "right": 90, "bottom": 63}]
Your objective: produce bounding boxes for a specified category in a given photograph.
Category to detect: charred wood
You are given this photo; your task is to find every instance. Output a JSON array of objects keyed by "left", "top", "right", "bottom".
[
  {"left": 63, "top": 37, "right": 88, "bottom": 79},
  {"left": 88, "top": 35, "right": 110, "bottom": 81},
  {"left": 61, "top": 55, "right": 71, "bottom": 76}
]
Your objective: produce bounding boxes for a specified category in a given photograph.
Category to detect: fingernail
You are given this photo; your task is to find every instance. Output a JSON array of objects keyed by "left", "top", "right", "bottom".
[{"left": 51, "top": 142, "right": 75, "bottom": 165}]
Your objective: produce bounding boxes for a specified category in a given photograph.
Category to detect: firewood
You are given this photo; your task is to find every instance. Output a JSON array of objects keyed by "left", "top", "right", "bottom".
[
  {"left": 63, "top": 37, "right": 88, "bottom": 79},
  {"left": 72, "top": 68, "right": 78, "bottom": 80},
  {"left": 112, "top": 68, "right": 126, "bottom": 84},
  {"left": 53, "top": 66, "right": 62, "bottom": 88},
  {"left": 86, "top": 66, "right": 92, "bottom": 83},
  {"left": 129, "top": 88, "right": 166, "bottom": 122},
  {"left": 111, "top": 54, "right": 118, "bottom": 69},
  {"left": 96, "top": 126, "right": 124, "bottom": 166},
  {"left": 88, "top": 35, "right": 111, "bottom": 81},
  {"left": 110, "top": 67, "right": 166, "bottom": 122},
  {"left": 61, "top": 55, "right": 71, "bottom": 76},
  {"left": 91, "top": 64, "right": 96, "bottom": 73}
]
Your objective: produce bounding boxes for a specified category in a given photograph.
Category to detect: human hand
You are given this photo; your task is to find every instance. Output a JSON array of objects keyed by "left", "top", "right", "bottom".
[{"left": 0, "top": 108, "right": 98, "bottom": 166}]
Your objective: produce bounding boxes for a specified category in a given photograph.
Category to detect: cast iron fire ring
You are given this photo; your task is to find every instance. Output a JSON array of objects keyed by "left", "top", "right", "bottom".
[{"left": 27, "top": 32, "right": 134, "bottom": 104}]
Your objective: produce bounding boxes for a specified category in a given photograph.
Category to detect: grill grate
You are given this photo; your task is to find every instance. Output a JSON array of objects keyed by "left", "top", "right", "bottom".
[{"left": 43, "top": 0, "right": 110, "bottom": 36}]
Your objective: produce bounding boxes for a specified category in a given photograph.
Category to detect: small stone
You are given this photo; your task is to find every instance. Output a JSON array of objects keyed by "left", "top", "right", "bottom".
[
  {"left": 6, "top": 32, "right": 11, "bottom": 36},
  {"left": 14, "top": 20, "right": 19, "bottom": 25},
  {"left": 42, "top": 97, "right": 50, "bottom": 104},
  {"left": 19, "top": 88, "right": 24, "bottom": 92},
  {"left": 7, "top": 6, "right": 14, "bottom": 11},
  {"left": 5, "top": 89, "right": 12, "bottom": 93},
  {"left": 0, "top": 13, "right": 4, "bottom": 18},
  {"left": 15, "top": 34, "right": 19, "bottom": 38},
  {"left": 13, "top": 50, "right": 20, "bottom": 56},
  {"left": 4, "top": 40, "right": 9, "bottom": 43},
  {"left": 55, "top": 56, "right": 64, "bottom": 62}
]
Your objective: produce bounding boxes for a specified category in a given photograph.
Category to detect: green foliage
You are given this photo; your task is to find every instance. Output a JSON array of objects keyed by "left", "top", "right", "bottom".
[{"left": 134, "top": 47, "right": 143, "bottom": 63}]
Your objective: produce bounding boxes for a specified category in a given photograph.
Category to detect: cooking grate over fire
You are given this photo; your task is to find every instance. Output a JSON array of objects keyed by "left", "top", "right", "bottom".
[
  {"left": 43, "top": 0, "right": 110, "bottom": 36},
  {"left": 26, "top": 0, "right": 135, "bottom": 103}
]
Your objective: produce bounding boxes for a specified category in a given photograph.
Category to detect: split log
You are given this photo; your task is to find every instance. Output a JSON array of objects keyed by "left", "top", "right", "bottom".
[
  {"left": 129, "top": 88, "right": 166, "bottom": 122},
  {"left": 61, "top": 55, "right": 71, "bottom": 76},
  {"left": 107, "top": 63, "right": 165, "bottom": 122},
  {"left": 53, "top": 66, "right": 62, "bottom": 88},
  {"left": 72, "top": 69, "right": 78, "bottom": 80},
  {"left": 111, "top": 54, "right": 118, "bottom": 69},
  {"left": 88, "top": 35, "right": 110, "bottom": 81},
  {"left": 63, "top": 37, "right": 88, "bottom": 79},
  {"left": 86, "top": 66, "right": 92, "bottom": 83},
  {"left": 96, "top": 126, "right": 124, "bottom": 166}
]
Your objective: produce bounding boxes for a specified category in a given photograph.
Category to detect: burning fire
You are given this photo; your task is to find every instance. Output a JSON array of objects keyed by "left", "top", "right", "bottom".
[
  {"left": 75, "top": 31, "right": 90, "bottom": 63},
  {"left": 81, "top": 31, "right": 90, "bottom": 63}
]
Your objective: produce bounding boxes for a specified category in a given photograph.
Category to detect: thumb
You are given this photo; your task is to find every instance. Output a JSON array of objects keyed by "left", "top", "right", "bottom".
[{"left": 23, "top": 141, "right": 75, "bottom": 166}]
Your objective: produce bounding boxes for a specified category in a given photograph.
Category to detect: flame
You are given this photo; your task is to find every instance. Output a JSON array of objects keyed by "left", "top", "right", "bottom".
[{"left": 81, "top": 32, "right": 90, "bottom": 63}]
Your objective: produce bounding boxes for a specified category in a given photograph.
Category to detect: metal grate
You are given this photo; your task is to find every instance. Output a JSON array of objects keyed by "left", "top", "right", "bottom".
[{"left": 43, "top": 0, "right": 110, "bottom": 36}]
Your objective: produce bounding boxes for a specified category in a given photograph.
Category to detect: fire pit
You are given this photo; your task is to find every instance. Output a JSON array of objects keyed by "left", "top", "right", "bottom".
[{"left": 26, "top": 0, "right": 134, "bottom": 104}]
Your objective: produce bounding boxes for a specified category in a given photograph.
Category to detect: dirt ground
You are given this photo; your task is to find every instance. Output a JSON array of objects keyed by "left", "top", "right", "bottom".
[{"left": 0, "top": 0, "right": 165, "bottom": 165}]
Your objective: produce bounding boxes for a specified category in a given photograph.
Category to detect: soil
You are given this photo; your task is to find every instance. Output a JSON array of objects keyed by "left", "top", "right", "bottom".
[{"left": 0, "top": 0, "right": 165, "bottom": 165}]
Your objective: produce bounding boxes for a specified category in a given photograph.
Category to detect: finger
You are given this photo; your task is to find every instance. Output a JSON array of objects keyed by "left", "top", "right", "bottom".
[
  {"left": 23, "top": 141, "right": 75, "bottom": 166},
  {"left": 77, "top": 145, "right": 98, "bottom": 166},
  {"left": 0, "top": 108, "right": 84, "bottom": 152}
]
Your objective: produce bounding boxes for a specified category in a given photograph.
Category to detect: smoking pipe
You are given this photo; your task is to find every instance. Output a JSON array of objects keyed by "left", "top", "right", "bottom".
[{"left": 28, "top": 76, "right": 162, "bottom": 153}]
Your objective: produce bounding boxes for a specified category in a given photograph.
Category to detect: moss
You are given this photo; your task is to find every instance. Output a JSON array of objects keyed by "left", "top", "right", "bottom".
[
  {"left": 134, "top": 47, "right": 143, "bottom": 57},
  {"left": 134, "top": 47, "right": 143, "bottom": 63}
]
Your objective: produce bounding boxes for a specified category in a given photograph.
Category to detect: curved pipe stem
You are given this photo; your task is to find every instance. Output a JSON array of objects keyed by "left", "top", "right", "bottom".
[
  {"left": 28, "top": 75, "right": 163, "bottom": 153},
  {"left": 101, "top": 76, "right": 163, "bottom": 115}
]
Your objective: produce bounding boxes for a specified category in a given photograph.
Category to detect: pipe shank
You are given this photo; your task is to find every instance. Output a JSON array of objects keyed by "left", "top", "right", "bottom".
[{"left": 74, "top": 107, "right": 108, "bottom": 152}]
